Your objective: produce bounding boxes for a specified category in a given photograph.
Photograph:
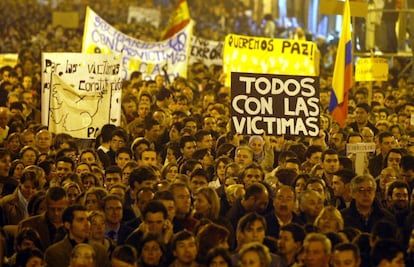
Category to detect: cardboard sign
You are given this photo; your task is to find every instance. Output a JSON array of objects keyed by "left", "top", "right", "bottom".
[
  {"left": 231, "top": 72, "right": 320, "bottom": 136},
  {"left": 82, "top": 7, "right": 193, "bottom": 80},
  {"left": 346, "top": 142, "right": 376, "bottom": 154},
  {"left": 223, "top": 34, "right": 319, "bottom": 86},
  {"left": 355, "top": 58, "right": 388, "bottom": 81},
  {"left": 41, "top": 53, "right": 122, "bottom": 139},
  {"left": 53, "top": 11, "right": 79, "bottom": 29}
]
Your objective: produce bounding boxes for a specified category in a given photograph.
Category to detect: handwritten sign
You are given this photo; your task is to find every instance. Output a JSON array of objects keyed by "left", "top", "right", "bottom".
[
  {"left": 41, "top": 53, "right": 122, "bottom": 139},
  {"left": 223, "top": 34, "right": 319, "bottom": 86},
  {"left": 346, "top": 142, "right": 376, "bottom": 154},
  {"left": 189, "top": 36, "right": 223, "bottom": 66},
  {"left": 231, "top": 72, "right": 320, "bottom": 136},
  {"left": 128, "top": 6, "right": 161, "bottom": 28},
  {"left": 82, "top": 7, "right": 193, "bottom": 80},
  {"left": 355, "top": 58, "right": 388, "bottom": 82}
]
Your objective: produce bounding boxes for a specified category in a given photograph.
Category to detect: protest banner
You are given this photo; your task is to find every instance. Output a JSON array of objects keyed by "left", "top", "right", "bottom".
[
  {"left": 223, "top": 34, "right": 319, "bottom": 86},
  {"left": 0, "top": 54, "right": 18, "bottom": 68},
  {"left": 128, "top": 6, "right": 161, "bottom": 28},
  {"left": 41, "top": 53, "right": 122, "bottom": 139},
  {"left": 355, "top": 57, "right": 388, "bottom": 82},
  {"left": 52, "top": 11, "right": 79, "bottom": 29},
  {"left": 231, "top": 72, "right": 320, "bottom": 136},
  {"left": 189, "top": 36, "right": 223, "bottom": 66},
  {"left": 82, "top": 7, "right": 193, "bottom": 80}
]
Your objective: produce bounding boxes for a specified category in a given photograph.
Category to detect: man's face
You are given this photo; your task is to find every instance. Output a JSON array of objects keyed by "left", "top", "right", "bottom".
[
  {"left": 184, "top": 121, "right": 197, "bottom": 135},
  {"left": 380, "top": 136, "right": 395, "bottom": 155},
  {"left": 140, "top": 151, "right": 157, "bottom": 167},
  {"left": 242, "top": 220, "right": 265, "bottom": 244},
  {"left": 332, "top": 176, "right": 346, "bottom": 197},
  {"left": 309, "top": 152, "right": 322, "bottom": 165},
  {"left": 401, "top": 168, "right": 414, "bottom": 183},
  {"left": 146, "top": 125, "right": 161, "bottom": 142},
  {"left": 390, "top": 187, "right": 409, "bottom": 210},
  {"left": 202, "top": 117, "right": 216, "bottom": 131},
  {"left": 104, "top": 199, "right": 123, "bottom": 225},
  {"left": 173, "top": 187, "right": 191, "bottom": 215},
  {"left": 122, "top": 101, "right": 137, "bottom": 116},
  {"left": 354, "top": 107, "right": 368, "bottom": 124},
  {"left": 301, "top": 193, "right": 323, "bottom": 218},
  {"left": 35, "top": 131, "right": 51, "bottom": 151},
  {"left": 137, "top": 190, "right": 154, "bottom": 212},
  {"left": 331, "top": 133, "right": 345, "bottom": 150},
  {"left": 0, "top": 154, "right": 11, "bottom": 177},
  {"left": 116, "top": 152, "right": 131, "bottom": 169},
  {"left": 274, "top": 187, "right": 295, "bottom": 217},
  {"left": 173, "top": 237, "right": 197, "bottom": 265},
  {"left": 352, "top": 180, "right": 376, "bottom": 209},
  {"left": 67, "top": 210, "right": 90, "bottom": 242},
  {"left": 110, "top": 135, "right": 126, "bottom": 152},
  {"left": 305, "top": 241, "right": 330, "bottom": 267},
  {"left": 198, "top": 134, "right": 214, "bottom": 150},
  {"left": 235, "top": 148, "right": 253, "bottom": 167},
  {"left": 387, "top": 152, "right": 401, "bottom": 170},
  {"left": 333, "top": 250, "right": 360, "bottom": 267},
  {"left": 278, "top": 230, "right": 300, "bottom": 256},
  {"left": 105, "top": 173, "right": 122, "bottom": 189},
  {"left": 252, "top": 191, "right": 269, "bottom": 213},
  {"left": 190, "top": 176, "right": 208, "bottom": 194},
  {"left": 243, "top": 168, "right": 263, "bottom": 187},
  {"left": 56, "top": 161, "right": 73, "bottom": 180},
  {"left": 322, "top": 154, "right": 339, "bottom": 175},
  {"left": 160, "top": 199, "right": 176, "bottom": 221},
  {"left": 181, "top": 141, "right": 196, "bottom": 159},
  {"left": 21, "top": 133, "right": 35, "bottom": 146},
  {"left": 145, "top": 211, "right": 166, "bottom": 234},
  {"left": 47, "top": 199, "right": 68, "bottom": 225}
]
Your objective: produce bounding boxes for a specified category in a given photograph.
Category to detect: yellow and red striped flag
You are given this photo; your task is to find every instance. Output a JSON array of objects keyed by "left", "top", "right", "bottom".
[
  {"left": 162, "top": 0, "right": 190, "bottom": 40},
  {"left": 329, "top": 0, "right": 352, "bottom": 127}
]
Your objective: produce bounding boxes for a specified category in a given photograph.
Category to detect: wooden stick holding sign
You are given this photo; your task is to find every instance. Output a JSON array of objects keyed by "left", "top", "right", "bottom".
[{"left": 347, "top": 142, "right": 376, "bottom": 175}]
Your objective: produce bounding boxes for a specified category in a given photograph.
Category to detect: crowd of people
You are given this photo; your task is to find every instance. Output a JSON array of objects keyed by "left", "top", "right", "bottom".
[{"left": 2, "top": 0, "right": 414, "bottom": 267}]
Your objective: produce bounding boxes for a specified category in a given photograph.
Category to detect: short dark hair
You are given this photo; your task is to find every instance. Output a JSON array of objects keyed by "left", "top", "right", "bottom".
[
  {"left": 334, "top": 243, "right": 360, "bottom": 260},
  {"left": 56, "top": 156, "right": 75, "bottom": 171},
  {"left": 62, "top": 205, "right": 87, "bottom": 224},
  {"left": 142, "top": 200, "right": 168, "bottom": 220},
  {"left": 105, "top": 165, "right": 122, "bottom": 176},
  {"left": 129, "top": 166, "right": 157, "bottom": 189},
  {"left": 321, "top": 149, "right": 339, "bottom": 162},
  {"left": 171, "top": 230, "right": 195, "bottom": 251},
  {"left": 112, "top": 244, "right": 138, "bottom": 264},
  {"left": 400, "top": 155, "right": 414, "bottom": 172},
  {"left": 355, "top": 102, "right": 370, "bottom": 113},
  {"left": 280, "top": 223, "right": 305, "bottom": 243},
  {"left": 370, "top": 239, "right": 404, "bottom": 267},
  {"left": 387, "top": 180, "right": 410, "bottom": 198},
  {"left": 237, "top": 212, "right": 267, "bottom": 233},
  {"left": 46, "top": 187, "right": 67, "bottom": 203},
  {"left": 334, "top": 169, "right": 356, "bottom": 184}
]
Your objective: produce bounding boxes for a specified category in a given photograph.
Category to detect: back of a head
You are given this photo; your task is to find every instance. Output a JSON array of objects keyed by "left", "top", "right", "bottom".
[{"left": 370, "top": 239, "right": 404, "bottom": 267}]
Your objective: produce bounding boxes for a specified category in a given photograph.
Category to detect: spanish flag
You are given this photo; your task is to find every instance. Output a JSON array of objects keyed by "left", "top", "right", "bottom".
[
  {"left": 329, "top": 0, "right": 352, "bottom": 127},
  {"left": 162, "top": 0, "right": 191, "bottom": 40}
]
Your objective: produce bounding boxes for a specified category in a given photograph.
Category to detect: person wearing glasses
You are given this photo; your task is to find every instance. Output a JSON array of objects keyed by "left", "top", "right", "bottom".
[{"left": 340, "top": 174, "right": 396, "bottom": 233}]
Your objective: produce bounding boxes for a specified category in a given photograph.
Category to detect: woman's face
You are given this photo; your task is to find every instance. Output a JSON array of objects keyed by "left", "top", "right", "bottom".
[
  {"left": 67, "top": 187, "right": 80, "bottom": 206},
  {"left": 165, "top": 166, "right": 178, "bottom": 182},
  {"left": 209, "top": 255, "right": 229, "bottom": 267},
  {"left": 141, "top": 240, "right": 163, "bottom": 266},
  {"left": 25, "top": 256, "right": 44, "bottom": 267},
  {"left": 13, "top": 163, "right": 25, "bottom": 179},
  {"left": 249, "top": 139, "right": 264, "bottom": 155},
  {"left": 90, "top": 215, "right": 106, "bottom": 240},
  {"left": 83, "top": 176, "right": 95, "bottom": 191},
  {"left": 22, "top": 150, "right": 37, "bottom": 166},
  {"left": 20, "top": 180, "right": 36, "bottom": 200},
  {"left": 240, "top": 251, "right": 262, "bottom": 267},
  {"left": 294, "top": 178, "right": 306, "bottom": 196},
  {"left": 194, "top": 193, "right": 211, "bottom": 217},
  {"left": 317, "top": 211, "right": 339, "bottom": 233},
  {"left": 8, "top": 137, "right": 21, "bottom": 152},
  {"left": 85, "top": 194, "right": 100, "bottom": 211},
  {"left": 76, "top": 164, "right": 90, "bottom": 175},
  {"left": 166, "top": 148, "right": 177, "bottom": 164},
  {"left": 216, "top": 161, "right": 226, "bottom": 182}
]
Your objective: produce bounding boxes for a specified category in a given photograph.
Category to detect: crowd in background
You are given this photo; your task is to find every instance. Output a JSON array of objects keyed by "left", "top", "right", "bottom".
[{"left": 1, "top": 0, "right": 414, "bottom": 267}]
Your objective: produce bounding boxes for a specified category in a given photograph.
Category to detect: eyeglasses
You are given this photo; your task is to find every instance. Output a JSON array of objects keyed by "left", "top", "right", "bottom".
[{"left": 356, "top": 187, "right": 375, "bottom": 194}]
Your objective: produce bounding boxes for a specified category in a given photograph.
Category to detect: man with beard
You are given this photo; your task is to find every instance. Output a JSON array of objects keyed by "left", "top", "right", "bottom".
[
  {"left": 386, "top": 181, "right": 410, "bottom": 228},
  {"left": 330, "top": 130, "right": 347, "bottom": 156},
  {"left": 265, "top": 185, "right": 303, "bottom": 238},
  {"left": 44, "top": 205, "right": 109, "bottom": 267}
]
